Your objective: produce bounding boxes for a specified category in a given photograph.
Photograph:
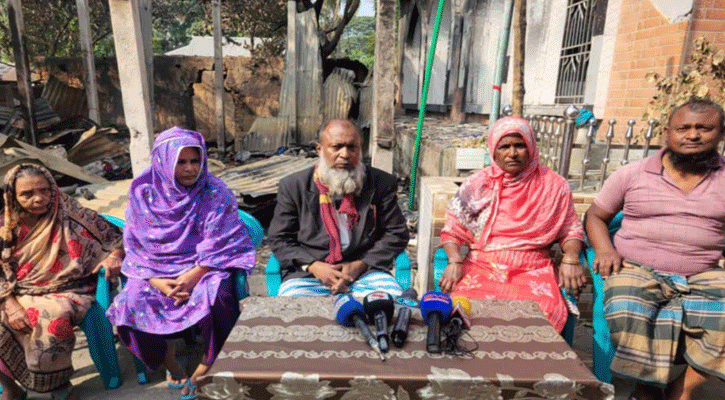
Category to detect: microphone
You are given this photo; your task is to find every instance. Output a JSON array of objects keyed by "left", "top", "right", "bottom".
[
  {"left": 334, "top": 294, "right": 386, "bottom": 361},
  {"left": 363, "top": 291, "right": 395, "bottom": 353},
  {"left": 391, "top": 288, "right": 418, "bottom": 348},
  {"left": 419, "top": 291, "right": 452, "bottom": 354},
  {"left": 449, "top": 295, "right": 472, "bottom": 331}
]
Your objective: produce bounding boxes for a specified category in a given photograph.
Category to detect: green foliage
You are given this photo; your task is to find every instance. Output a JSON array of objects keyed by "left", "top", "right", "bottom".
[
  {"left": 644, "top": 36, "right": 725, "bottom": 135},
  {"left": 0, "top": 0, "right": 365, "bottom": 65},
  {"left": 203, "top": 0, "right": 287, "bottom": 58},
  {"left": 0, "top": 0, "right": 113, "bottom": 62},
  {"left": 337, "top": 16, "right": 375, "bottom": 69},
  {"left": 151, "top": 0, "right": 207, "bottom": 54}
]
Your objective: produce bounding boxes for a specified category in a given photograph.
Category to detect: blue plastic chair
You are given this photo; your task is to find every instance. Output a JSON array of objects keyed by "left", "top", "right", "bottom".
[
  {"left": 432, "top": 247, "right": 578, "bottom": 346},
  {"left": 80, "top": 270, "right": 124, "bottom": 389},
  {"left": 265, "top": 251, "right": 412, "bottom": 296},
  {"left": 581, "top": 211, "right": 623, "bottom": 383},
  {"left": 97, "top": 210, "right": 260, "bottom": 385}
]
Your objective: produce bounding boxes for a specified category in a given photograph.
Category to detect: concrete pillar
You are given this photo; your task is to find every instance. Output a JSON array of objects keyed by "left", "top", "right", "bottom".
[{"left": 109, "top": 0, "right": 154, "bottom": 175}]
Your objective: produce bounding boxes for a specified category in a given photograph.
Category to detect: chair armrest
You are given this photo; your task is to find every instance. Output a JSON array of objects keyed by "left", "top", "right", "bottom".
[
  {"left": 95, "top": 268, "right": 112, "bottom": 311},
  {"left": 234, "top": 269, "right": 249, "bottom": 301},
  {"left": 432, "top": 248, "right": 449, "bottom": 292},
  {"left": 238, "top": 210, "right": 263, "bottom": 249},
  {"left": 266, "top": 253, "right": 282, "bottom": 297},
  {"left": 393, "top": 251, "right": 411, "bottom": 290}
]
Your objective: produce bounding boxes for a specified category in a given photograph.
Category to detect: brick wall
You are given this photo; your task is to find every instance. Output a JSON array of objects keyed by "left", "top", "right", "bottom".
[
  {"left": 690, "top": 0, "right": 725, "bottom": 49},
  {"left": 602, "top": 0, "right": 725, "bottom": 140}
]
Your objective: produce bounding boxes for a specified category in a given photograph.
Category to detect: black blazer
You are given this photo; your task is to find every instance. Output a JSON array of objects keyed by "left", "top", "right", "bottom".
[{"left": 268, "top": 165, "right": 409, "bottom": 281}]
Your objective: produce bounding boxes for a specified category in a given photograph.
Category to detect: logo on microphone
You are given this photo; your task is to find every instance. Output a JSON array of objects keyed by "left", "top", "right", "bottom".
[
  {"left": 422, "top": 293, "right": 452, "bottom": 304},
  {"left": 367, "top": 292, "right": 389, "bottom": 300},
  {"left": 395, "top": 297, "right": 418, "bottom": 308}
]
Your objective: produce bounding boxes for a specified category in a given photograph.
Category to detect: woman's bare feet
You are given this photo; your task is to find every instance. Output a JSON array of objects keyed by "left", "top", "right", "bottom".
[{"left": 164, "top": 341, "right": 187, "bottom": 388}]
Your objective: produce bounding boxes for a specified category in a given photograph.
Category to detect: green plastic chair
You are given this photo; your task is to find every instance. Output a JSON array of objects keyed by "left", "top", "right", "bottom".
[{"left": 581, "top": 211, "right": 623, "bottom": 383}]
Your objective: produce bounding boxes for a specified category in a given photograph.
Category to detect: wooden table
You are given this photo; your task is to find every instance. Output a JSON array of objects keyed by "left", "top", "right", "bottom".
[{"left": 198, "top": 297, "right": 613, "bottom": 400}]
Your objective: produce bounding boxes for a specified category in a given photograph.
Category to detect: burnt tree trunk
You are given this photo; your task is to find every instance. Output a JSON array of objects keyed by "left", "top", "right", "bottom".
[{"left": 512, "top": 0, "right": 526, "bottom": 117}]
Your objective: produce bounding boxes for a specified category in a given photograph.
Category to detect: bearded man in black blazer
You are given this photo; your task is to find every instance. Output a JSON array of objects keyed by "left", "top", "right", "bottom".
[{"left": 268, "top": 119, "right": 409, "bottom": 296}]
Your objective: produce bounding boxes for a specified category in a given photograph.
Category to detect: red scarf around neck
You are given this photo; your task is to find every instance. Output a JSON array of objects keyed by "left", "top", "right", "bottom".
[{"left": 313, "top": 168, "right": 360, "bottom": 264}]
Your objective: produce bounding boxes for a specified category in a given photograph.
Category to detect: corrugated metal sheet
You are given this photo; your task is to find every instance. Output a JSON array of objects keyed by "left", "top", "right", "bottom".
[
  {"left": 214, "top": 155, "right": 318, "bottom": 201},
  {"left": 279, "top": 7, "right": 323, "bottom": 145},
  {"left": 240, "top": 117, "right": 289, "bottom": 152},
  {"left": 41, "top": 76, "right": 87, "bottom": 120},
  {"left": 323, "top": 67, "right": 355, "bottom": 122},
  {"left": 357, "top": 85, "right": 373, "bottom": 129},
  {"left": 33, "top": 97, "right": 63, "bottom": 130},
  {"left": 0, "top": 133, "right": 107, "bottom": 184},
  {"left": 67, "top": 127, "right": 128, "bottom": 166}
]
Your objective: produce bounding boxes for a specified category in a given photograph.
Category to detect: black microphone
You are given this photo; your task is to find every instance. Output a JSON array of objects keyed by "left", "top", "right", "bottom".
[
  {"left": 420, "top": 291, "right": 452, "bottom": 354},
  {"left": 363, "top": 291, "right": 395, "bottom": 353},
  {"left": 334, "top": 294, "right": 385, "bottom": 360},
  {"left": 391, "top": 288, "right": 419, "bottom": 348}
]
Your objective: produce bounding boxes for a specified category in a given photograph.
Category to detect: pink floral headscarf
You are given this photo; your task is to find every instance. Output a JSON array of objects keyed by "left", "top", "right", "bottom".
[{"left": 442, "top": 117, "right": 583, "bottom": 251}]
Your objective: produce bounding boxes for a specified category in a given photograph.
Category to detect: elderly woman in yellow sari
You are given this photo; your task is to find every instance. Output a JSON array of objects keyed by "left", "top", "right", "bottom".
[{"left": 0, "top": 164, "right": 124, "bottom": 400}]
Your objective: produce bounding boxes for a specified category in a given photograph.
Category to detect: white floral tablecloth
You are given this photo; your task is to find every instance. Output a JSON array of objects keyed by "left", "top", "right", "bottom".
[{"left": 198, "top": 297, "right": 613, "bottom": 400}]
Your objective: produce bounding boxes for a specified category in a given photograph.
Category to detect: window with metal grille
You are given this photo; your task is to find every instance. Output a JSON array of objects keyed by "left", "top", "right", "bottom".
[{"left": 555, "top": 0, "right": 607, "bottom": 104}]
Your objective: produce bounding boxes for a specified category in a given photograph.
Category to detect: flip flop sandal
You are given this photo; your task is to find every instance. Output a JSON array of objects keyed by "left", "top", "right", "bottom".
[
  {"left": 180, "top": 379, "right": 198, "bottom": 400},
  {"left": 167, "top": 370, "right": 187, "bottom": 389}
]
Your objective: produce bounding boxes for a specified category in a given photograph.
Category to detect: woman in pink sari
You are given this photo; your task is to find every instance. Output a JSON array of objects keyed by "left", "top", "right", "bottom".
[{"left": 439, "top": 117, "right": 586, "bottom": 332}]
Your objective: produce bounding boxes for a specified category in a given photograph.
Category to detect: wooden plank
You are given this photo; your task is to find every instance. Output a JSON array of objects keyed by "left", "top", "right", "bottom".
[
  {"left": 400, "top": 4, "right": 421, "bottom": 106},
  {"left": 76, "top": 0, "right": 100, "bottom": 123},
  {"left": 371, "top": 0, "right": 397, "bottom": 173},
  {"left": 109, "top": 0, "right": 154, "bottom": 175},
  {"left": 5, "top": 0, "right": 37, "bottom": 146},
  {"left": 286, "top": 0, "right": 297, "bottom": 142},
  {"left": 213, "top": 0, "right": 225, "bottom": 151},
  {"left": 449, "top": 2, "right": 473, "bottom": 122},
  {"left": 426, "top": 0, "right": 451, "bottom": 106},
  {"left": 296, "top": 8, "right": 323, "bottom": 145}
]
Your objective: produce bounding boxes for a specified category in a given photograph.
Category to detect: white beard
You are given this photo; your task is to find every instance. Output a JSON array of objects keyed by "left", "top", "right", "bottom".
[{"left": 318, "top": 160, "right": 366, "bottom": 197}]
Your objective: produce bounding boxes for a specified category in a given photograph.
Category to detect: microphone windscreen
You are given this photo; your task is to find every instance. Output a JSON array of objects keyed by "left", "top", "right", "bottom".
[
  {"left": 334, "top": 294, "right": 366, "bottom": 327},
  {"left": 451, "top": 296, "right": 471, "bottom": 317},
  {"left": 401, "top": 287, "right": 418, "bottom": 300},
  {"left": 451, "top": 295, "right": 472, "bottom": 330},
  {"left": 363, "top": 292, "right": 395, "bottom": 323},
  {"left": 419, "top": 291, "right": 452, "bottom": 325}
]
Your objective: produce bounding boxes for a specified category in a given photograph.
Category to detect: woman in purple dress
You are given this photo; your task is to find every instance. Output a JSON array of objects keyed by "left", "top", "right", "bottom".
[{"left": 107, "top": 127, "right": 255, "bottom": 400}]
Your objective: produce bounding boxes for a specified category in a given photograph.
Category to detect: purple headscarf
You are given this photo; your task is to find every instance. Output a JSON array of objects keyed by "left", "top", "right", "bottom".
[{"left": 122, "top": 127, "right": 255, "bottom": 279}]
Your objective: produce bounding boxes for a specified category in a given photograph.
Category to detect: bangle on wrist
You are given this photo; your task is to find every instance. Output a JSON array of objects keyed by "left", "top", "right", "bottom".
[
  {"left": 448, "top": 261, "right": 463, "bottom": 265},
  {"left": 561, "top": 258, "right": 580, "bottom": 265}
]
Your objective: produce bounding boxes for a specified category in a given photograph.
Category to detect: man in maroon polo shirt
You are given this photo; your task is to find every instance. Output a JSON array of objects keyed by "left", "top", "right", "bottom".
[{"left": 586, "top": 98, "right": 725, "bottom": 400}]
